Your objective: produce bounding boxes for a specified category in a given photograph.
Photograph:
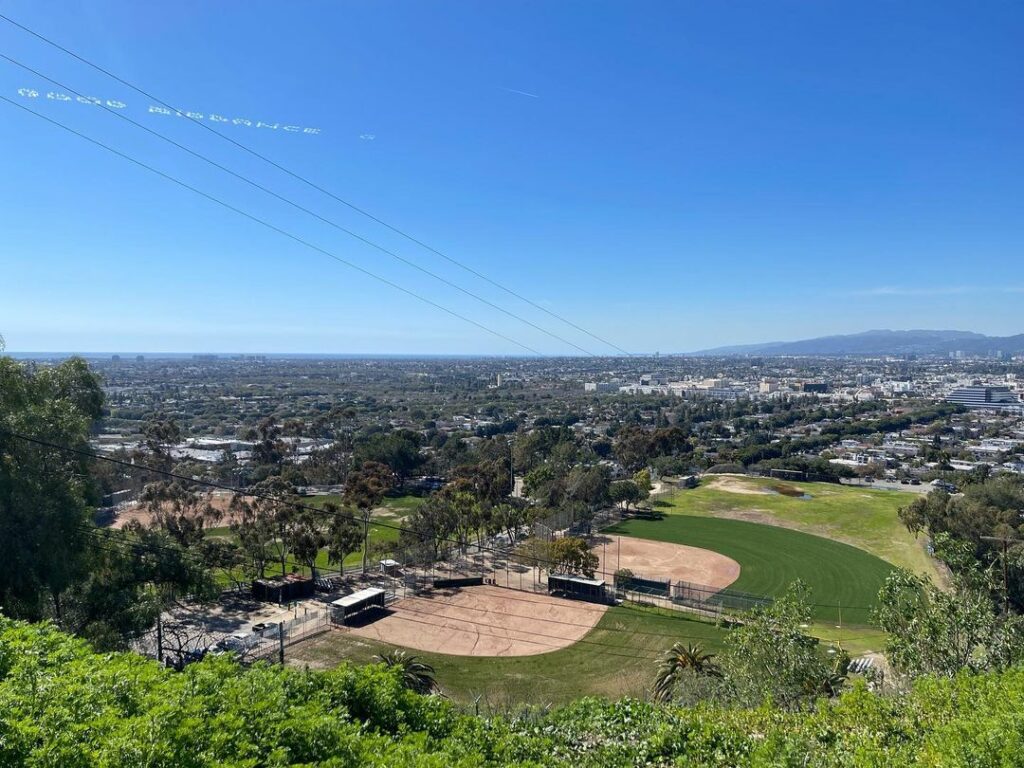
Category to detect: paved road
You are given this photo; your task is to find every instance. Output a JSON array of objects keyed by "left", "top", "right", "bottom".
[{"left": 840, "top": 478, "right": 931, "bottom": 494}]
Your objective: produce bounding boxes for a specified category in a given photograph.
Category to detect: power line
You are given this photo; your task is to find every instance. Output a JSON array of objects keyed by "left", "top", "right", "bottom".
[
  {"left": 0, "top": 52, "right": 597, "bottom": 357},
  {"left": 0, "top": 94, "right": 543, "bottom": 356},
  {"left": 0, "top": 11, "right": 632, "bottom": 357}
]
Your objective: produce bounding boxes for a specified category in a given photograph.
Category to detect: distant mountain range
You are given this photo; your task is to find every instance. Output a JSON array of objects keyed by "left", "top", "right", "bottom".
[{"left": 690, "top": 330, "right": 1024, "bottom": 357}]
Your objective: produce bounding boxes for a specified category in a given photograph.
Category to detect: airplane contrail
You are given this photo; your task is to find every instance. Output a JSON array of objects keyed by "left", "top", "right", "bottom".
[{"left": 503, "top": 87, "right": 539, "bottom": 98}]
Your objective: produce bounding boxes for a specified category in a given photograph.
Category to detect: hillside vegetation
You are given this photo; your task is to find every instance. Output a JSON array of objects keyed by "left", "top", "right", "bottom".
[{"left": 2, "top": 616, "right": 1024, "bottom": 767}]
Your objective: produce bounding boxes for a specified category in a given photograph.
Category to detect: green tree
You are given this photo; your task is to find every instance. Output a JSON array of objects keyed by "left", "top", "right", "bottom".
[
  {"left": 564, "top": 465, "right": 611, "bottom": 527},
  {"left": 140, "top": 480, "right": 218, "bottom": 548},
  {"left": 875, "top": 552, "right": 1024, "bottom": 680},
  {"left": 61, "top": 524, "right": 217, "bottom": 650},
  {"left": 549, "top": 537, "right": 599, "bottom": 578},
  {"left": 345, "top": 461, "right": 394, "bottom": 572},
  {"left": 374, "top": 649, "right": 440, "bottom": 694},
  {"left": 354, "top": 430, "right": 423, "bottom": 489},
  {"left": 291, "top": 510, "right": 325, "bottom": 580},
  {"left": 325, "top": 503, "right": 362, "bottom": 575},
  {"left": 0, "top": 355, "right": 104, "bottom": 622},
  {"left": 652, "top": 643, "right": 722, "bottom": 702},
  {"left": 613, "top": 426, "right": 651, "bottom": 472},
  {"left": 721, "top": 581, "right": 847, "bottom": 708}
]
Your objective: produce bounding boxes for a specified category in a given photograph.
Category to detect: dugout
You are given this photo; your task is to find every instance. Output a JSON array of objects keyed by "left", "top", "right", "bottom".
[
  {"left": 616, "top": 573, "right": 671, "bottom": 597},
  {"left": 331, "top": 587, "right": 386, "bottom": 625},
  {"left": 252, "top": 574, "right": 314, "bottom": 604},
  {"left": 548, "top": 573, "right": 608, "bottom": 603},
  {"left": 433, "top": 576, "right": 484, "bottom": 589}
]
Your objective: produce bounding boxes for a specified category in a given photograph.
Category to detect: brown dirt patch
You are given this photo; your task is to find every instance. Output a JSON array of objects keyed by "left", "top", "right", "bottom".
[
  {"left": 107, "top": 491, "right": 244, "bottom": 529},
  {"left": 705, "top": 475, "right": 774, "bottom": 495},
  {"left": 346, "top": 585, "right": 607, "bottom": 657},
  {"left": 592, "top": 535, "right": 740, "bottom": 589}
]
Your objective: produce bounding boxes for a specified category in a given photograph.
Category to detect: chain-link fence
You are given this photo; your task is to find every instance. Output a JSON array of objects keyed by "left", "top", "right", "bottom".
[{"left": 135, "top": 602, "right": 331, "bottom": 670}]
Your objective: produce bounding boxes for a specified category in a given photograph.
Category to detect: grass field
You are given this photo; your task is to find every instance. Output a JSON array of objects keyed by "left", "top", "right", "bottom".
[
  {"left": 605, "top": 514, "right": 894, "bottom": 627},
  {"left": 656, "top": 476, "right": 938, "bottom": 580},
  {"left": 289, "top": 602, "right": 729, "bottom": 705}
]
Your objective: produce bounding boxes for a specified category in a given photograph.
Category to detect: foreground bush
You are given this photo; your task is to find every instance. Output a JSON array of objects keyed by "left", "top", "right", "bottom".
[{"left": 2, "top": 616, "right": 1024, "bottom": 766}]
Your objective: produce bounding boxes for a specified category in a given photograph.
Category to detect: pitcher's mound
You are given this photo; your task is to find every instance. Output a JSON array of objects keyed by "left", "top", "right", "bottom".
[
  {"left": 593, "top": 535, "right": 740, "bottom": 589},
  {"left": 348, "top": 585, "right": 607, "bottom": 657}
]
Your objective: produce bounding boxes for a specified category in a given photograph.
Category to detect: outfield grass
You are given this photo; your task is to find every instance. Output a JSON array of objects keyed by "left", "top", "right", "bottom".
[
  {"left": 289, "top": 603, "right": 729, "bottom": 705},
  {"left": 605, "top": 514, "right": 893, "bottom": 626},
  {"left": 656, "top": 476, "right": 938, "bottom": 580}
]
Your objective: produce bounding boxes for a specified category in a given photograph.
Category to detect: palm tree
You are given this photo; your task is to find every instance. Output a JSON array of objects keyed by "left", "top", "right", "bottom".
[
  {"left": 374, "top": 650, "right": 440, "bottom": 695},
  {"left": 652, "top": 643, "right": 722, "bottom": 703}
]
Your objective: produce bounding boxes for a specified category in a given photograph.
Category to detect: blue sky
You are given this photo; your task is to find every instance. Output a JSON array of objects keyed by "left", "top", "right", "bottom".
[{"left": 1, "top": 1, "right": 1022, "bottom": 355}]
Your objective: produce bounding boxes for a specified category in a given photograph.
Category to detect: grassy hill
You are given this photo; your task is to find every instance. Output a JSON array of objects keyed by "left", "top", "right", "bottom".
[{"left": 656, "top": 475, "right": 939, "bottom": 580}]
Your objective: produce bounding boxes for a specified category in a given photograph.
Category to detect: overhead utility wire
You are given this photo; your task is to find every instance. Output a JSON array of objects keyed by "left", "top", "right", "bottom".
[
  {"left": 0, "top": 53, "right": 596, "bottom": 356},
  {"left": 0, "top": 95, "right": 543, "bottom": 356},
  {"left": 2, "top": 429, "right": 877, "bottom": 613},
  {"left": 0, "top": 11, "right": 632, "bottom": 357}
]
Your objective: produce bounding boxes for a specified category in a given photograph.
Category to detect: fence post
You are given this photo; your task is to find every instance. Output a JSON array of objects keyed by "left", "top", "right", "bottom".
[
  {"left": 156, "top": 614, "right": 163, "bottom": 664},
  {"left": 278, "top": 625, "right": 285, "bottom": 665}
]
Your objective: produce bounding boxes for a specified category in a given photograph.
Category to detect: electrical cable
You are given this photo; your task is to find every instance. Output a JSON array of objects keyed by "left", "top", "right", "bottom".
[
  {"left": 0, "top": 52, "right": 600, "bottom": 357},
  {"left": 0, "top": 11, "right": 632, "bottom": 356},
  {"left": 0, "top": 95, "right": 545, "bottom": 357}
]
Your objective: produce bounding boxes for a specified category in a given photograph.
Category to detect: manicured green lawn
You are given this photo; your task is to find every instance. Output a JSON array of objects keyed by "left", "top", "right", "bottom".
[
  {"left": 605, "top": 514, "right": 893, "bottom": 626},
  {"left": 289, "top": 603, "right": 729, "bottom": 705},
  {"left": 656, "top": 476, "right": 938, "bottom": 580}
]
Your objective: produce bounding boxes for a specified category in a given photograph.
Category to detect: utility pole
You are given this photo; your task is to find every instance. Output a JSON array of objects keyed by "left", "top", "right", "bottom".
[
  {"left": 508, "top": 436, "right": 515, "bottom": 499},
  {"left": 981, "top": 532, "right": 1017, "bottom": 616},
  {"left": 156, "top": 613, "right": 163, "bottom": 664}
]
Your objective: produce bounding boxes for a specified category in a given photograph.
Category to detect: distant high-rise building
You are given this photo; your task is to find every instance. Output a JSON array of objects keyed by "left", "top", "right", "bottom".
[{"left": 946, "top": 385, "right": 1021, "bottom": 411}]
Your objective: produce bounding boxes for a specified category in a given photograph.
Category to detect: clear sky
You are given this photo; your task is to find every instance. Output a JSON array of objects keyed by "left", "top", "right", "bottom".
[{"left": 1, "top": 1, "right": 1022, "bottom": 355}]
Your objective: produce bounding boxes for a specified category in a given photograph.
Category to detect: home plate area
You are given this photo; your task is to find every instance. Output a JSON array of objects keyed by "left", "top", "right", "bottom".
[{"left": 344, "top": 585, "right": 607, "bottom": 657}]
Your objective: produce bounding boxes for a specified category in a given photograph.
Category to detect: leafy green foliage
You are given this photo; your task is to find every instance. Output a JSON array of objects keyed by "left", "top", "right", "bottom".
[
  {"left": 717, "top": 582, "right": 848, "bottom": 708},
  {"left": 876, "top": 559, "right": 1024, "bottom": 679},
  {"left": 898, "top": 476, "right": 1024, "bottom": 606},
  {"left": 549, "top": 537, "right": 600, "bottom": 578},
  {"left": 652, "top": 643, "right": 722, "bottom": 702},
  {"left": 374, "top": 650, "right": 440, "bottom": 695},
  {"left": 0, "top": 356, "right": 103, "bottom": 620},
  {"left": 8, "top": 616, "right": 1024, "bottom": 766}
]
